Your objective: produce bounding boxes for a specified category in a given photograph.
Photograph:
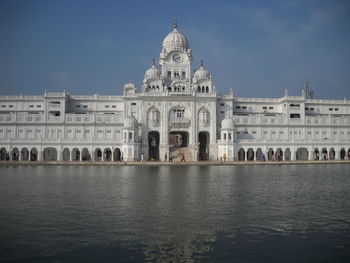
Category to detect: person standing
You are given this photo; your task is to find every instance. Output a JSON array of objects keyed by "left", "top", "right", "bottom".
[
  {"left": 140, "top": 153, "right": 144, "bottom": 162},
  {"left": 164, "top": 153, "right": 167, "bottom": 162},
  {"left": 223, "top": 153, "right": 227, "bottom": 161}
]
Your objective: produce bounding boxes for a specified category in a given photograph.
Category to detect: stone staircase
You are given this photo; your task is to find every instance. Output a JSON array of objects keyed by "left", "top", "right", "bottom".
[{"left": 169, "top": 147, "right": 193, "bottom": 162}]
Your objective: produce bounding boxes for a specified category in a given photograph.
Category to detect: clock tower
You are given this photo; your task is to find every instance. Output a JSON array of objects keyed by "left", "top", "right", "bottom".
[{"left": 159, "top": 20, "right": 193, "bottom": 94}]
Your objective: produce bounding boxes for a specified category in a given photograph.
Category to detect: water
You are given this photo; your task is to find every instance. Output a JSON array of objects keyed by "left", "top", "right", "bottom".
[{"left": 0, "top": 164, "right": 349, "bottom": 262}]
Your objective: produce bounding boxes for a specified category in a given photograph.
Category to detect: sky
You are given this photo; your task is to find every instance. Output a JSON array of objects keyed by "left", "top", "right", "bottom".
[{"left": 0, "top": 0, "right": 350, "bottom": 99}]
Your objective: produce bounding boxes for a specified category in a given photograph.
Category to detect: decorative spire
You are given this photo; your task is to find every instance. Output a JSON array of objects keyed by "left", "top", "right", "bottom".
[
  {"left": 173, "top": 18, "right": 177, "bottom": 29},
  {"left": 152, "top": 58, "right": 155, "bottom": 66},
  {"left": 200, "top": 59, "right": 204, "bottom": 67}
]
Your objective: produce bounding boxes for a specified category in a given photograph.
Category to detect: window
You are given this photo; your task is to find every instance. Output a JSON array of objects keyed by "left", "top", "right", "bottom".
[
  {"left": 223, "top": 133, "right": 226, "bottom": 140},
  {"left": 236, "top": 131, "right": 240, "bottom": 134},
  {"left": 310, "top": 107, "right": 314, "bottom": 110},
  {"left": 290, "top": 113, "right": 300, "bottom": 118},
  {"left": 305, "top": 107, "right": 309, "bottom": 110},
  {"left": 269, "top": 106, "right": 273, "bottom": 110},
  {"left": 174, "top": 71, "right": 179, "bottom": 77},
  {"left": 131, "top": 103, "right": 136, "bottom": 106},
  {"left": 37, "top": 105, "right": 41, "bottom": 108},
  {"left": 220, "top": 103, "right": 225, "bottom": 106},
  {"left": 329, "top": 108, "right": 333, "bottom": 111},
  {"left": 76, "top": 105, "right": 80, "bottom": 108},
  {"left": 220, "top": 111, "right": 225, "bottom": 114},
  {"left": 1, "top": 105, "right": 5, "bottom": 108},
  {"left": 263, "top": 106, "right": 267, "bottom": 110},
  {"left": 252, "top": 131, "right": 256, "bottom": 134},
  {"left": 83, "top": 105, "right": 88, "bottom": 108},
  {"left": 174, "top": 109, "right": 185, "bottom": 118},
  {"left": 236, "top": 106, "right": 241, "bottom": 109},
  {"left": 290, "top": 104, "right": 300, "bottom": 107},
  {"left": 105, "top": 105, "right": 109, "bottom": 108},
  {"left": 167, "top": 71, "right": 171, "bottom": 78},
  {"left": 29, "top": 105, "right": 34, "bottom": 108},
  {"left": 228, "top": 133, "right": 232, "bottom": 140},
  {"left": 242, "top": 106, "right": 247, "bottom": 110},
  {"left": 128, "top": 132, "right": 133, "bottom": 140},
  {"left": 335, "top": 108, "right": 339, "bottom": 111},
  {"left": 182, "top": 71, "right": 186, "bottom": 78},
  {"left": 112, "top": 105, "right": 116, "bottom": 108},
  {"left": 9, "top": 105, "right": 13, "bottom": 108},
  {"left": 243, "top": 131, "right": 248, "bottom": 134}
]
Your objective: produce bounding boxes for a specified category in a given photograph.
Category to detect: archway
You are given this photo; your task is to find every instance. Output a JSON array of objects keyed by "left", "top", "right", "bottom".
[
  {"left": 82, "top": 148, "right": 90, "bottom": 161},
  {"left": 0, "top": 147, "right": 7, "bottom": 160},
  {"left": 104, "top": 148, "right": 112, "bottom": 161},
  {"left": 284, "top": 148, "right": 291, "bottom": 161},
  {"left": 21, "top": 148, "right": 29, "bottom": 161},
  {"left": 30, "top": 148, "right": 38, "bottom": 161},
  {"left": 43, "top": 147, "right": 57, "bottom": 161},
  {"left": 72, "top": 148, "right": 80, "bottom": 161},
  {"left": 113, "top": 148, "right": 121, "bottom": 161},
  {"left": 276, "top": 148, "right": 283, "bottom": 161},
  {"left": 169, "top": 131, "right": 188, "bottom": 147},
  {"left": 95, "top": 148, "right": 102, "bottom": 161},
  {"left": 314, "top": 148, "right": 320, "bottom": 160},
  {"left": 296, "top": 147, "right": 308, "bottom": 160},
  {"left": 198, "top": 131, "right": 209, "bottom": 161},
  {"left": 340, "top": 148, "right": 346, "bottom": 160},
  {"left": 63, "top": 148, "right": 70, "bottom": 161},
  {"left": 238, "top": 148, "right": 245, "bottom": 161},
  {"left": 267, "top": 148, "right": 274, "bottom": 161},
  {"left": 12, "top": 147, "right": 19, "bottom": 161},
  {"left": 256, "top": 148, "right": 263, "bottom": 161},
  {"left": 149, "top": 131, "right": 160, "bottom": 161},
  {"left": 321, "top": 148, "right": 328, "bottom": 160},
  {"left": 247, "top": 148, "right": 254, "bottom": 161},
  {"left": 329, "top": 148, "right": 335, "bottom": 160}
]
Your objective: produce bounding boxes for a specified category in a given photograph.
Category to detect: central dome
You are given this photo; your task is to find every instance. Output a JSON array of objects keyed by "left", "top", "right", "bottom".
[{"left": 162, "top": 23, "right": 189, "bottom": 53}]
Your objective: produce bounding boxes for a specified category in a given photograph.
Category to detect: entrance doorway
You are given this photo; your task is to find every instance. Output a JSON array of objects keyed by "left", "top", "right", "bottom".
[
  {"left": 198, "top": 131, "right": 209, "bottom": 161},
  {"left": 148, "top": 131, "right": 160, "bottom": 161},
  {"left": 169, "top": 131, "right": 188, "bottom": 147}
]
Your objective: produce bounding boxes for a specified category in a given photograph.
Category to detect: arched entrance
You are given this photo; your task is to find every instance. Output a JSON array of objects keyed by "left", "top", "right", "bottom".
[
  {"left": 72, "top": 148, "right": 80, "bottom": 161},
  {"left": 63, "top": 148, "right": 70, "bottom": 161},
  {"left": 329, "top": 148, "right": 335, "bottom": 160},
  {"left": 0, "top": 147, "right": 7, "bottom": 160},
  {"left": 104, "top": 148, "right": 112, "bottom": 161},
  {"left": 284, "top": 148, "right": 291, "bottom": 161},
  {"left": 30, "top": 148, "right": 38, "bottom": 161},
  {"left": 12, "top": 148, "right": 19, "bottom": 161},
  {"left": 198, "top": 131, "right": 209, "bottom": 161},
  {"left": 314, "top": 148, "right": 320, "bottom": 160},
  {"left": 267, "top": 148, "right": 274, "bottom": 161},
  {"left": 113, "top": 148, "right": 121, "bottom": 161},
  {"left": 149, "top": 131, "right": 160, "bottom": 161},
  {"left": 82, "top": 148, "right": 90, "bottom": 161},
  {"left": 238, "top": 148, "right": 245, "bottom": 161},
  {"left": 256, "top": 148, "right": 263, "bottom": 161},
  {"left": 95, "top": 148, "right": 102, "bottom": 161},
  {"left": 43, "top": 147, "right": 57, "bottom": 161},
  {"left": 340, "top": 148, "right": 346, "bottom": 160},
  {"left": 276, "top": 148, "right": 283, "bottom": 161},
  {"left": 296, "top": 147, "right": 308, "bottom": 160},
  {"left": 321, "top": 148, "right": 328, "bottom": 160},
  {"left": 247, "top": 148, "right": 254, "bottom": 161},
  {"left": 21, "top": 148, "right": 29, "bottom": 161}
]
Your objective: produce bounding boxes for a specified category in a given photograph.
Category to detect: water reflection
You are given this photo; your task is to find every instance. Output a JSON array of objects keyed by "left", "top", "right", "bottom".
[{"left": 0, "top": 164, "right": 349, "bottom": 261}]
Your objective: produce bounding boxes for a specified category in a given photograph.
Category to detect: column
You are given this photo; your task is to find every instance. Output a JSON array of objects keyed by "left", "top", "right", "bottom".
[
  {"left": 70, "top": 150, "right": 73, "bottom": 161},
  {"left": 79, "top": 149, "right": 82, "bottom": 161},
  {"left": 308, "top": 148, "right": 313, "bottom": 160},
  {"left": 38, "top": 150, "right": 42, "bottom": 161},
  {"left": 57, "top": 150, "right": 62, "bottom": 161},
  {"left": 291, "top": 150, "right": 296, "bottom": 161}
]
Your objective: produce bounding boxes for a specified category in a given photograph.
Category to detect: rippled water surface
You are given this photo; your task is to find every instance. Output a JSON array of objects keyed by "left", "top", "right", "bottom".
[{"left": 0, "top": 164, "right": 350, "bottom": 262}]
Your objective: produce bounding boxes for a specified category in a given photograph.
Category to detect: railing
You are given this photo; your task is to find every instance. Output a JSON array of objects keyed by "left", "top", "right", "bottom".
[{"left": 170, "top": 118, "right": 191, "bottom": 129}]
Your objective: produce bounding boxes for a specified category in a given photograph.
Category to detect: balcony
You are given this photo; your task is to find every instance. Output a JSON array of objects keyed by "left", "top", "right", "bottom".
[{"left": 170, "top": 118, "right": 191, "bottom": 129}]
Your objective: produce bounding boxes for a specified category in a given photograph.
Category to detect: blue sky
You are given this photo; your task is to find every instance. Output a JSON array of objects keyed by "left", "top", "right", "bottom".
[{"left": 1, "top": 0, "right": 349, "bottom": 99}]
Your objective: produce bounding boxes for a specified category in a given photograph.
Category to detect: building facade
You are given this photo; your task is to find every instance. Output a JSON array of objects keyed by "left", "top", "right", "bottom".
[{"left": 1, "top": 22, "right": 350, "bottom": 162}]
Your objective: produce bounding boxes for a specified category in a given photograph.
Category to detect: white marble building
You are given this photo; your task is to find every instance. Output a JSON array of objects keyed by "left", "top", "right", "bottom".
[{"left": 1, "top": 22, "right": 350, "bottom": 162}]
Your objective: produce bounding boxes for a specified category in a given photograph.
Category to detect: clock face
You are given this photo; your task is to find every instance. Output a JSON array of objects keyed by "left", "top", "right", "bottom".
[{"left": 172, "top": 54, "right": 181, "bottom": 63}]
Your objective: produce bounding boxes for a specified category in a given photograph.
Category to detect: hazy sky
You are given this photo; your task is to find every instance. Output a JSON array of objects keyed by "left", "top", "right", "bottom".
[{"left": 1, "top": 0, "right": 349, "bottom": 99}]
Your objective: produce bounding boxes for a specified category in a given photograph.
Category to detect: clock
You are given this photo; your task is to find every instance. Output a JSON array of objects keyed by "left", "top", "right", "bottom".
[{"left": 172, "top": 54, "right": 181, "bottom": 63}]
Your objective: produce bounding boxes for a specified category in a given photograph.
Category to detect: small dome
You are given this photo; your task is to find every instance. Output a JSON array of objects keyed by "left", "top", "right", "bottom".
[
  {"left": 124, "top": 82, "right": 136, "bottom": 90},
  {"left": 144, "top": 64, "right": 161, "bottom": 81},
  {"left": 193, "top": 65, "right": 210, "bottom": 82},
  {"left": 162, "top": 27, "right": 189, "bottom": 53},
  {"left": 221, "top": 116, "right": 234, "bottom": 129},
  {"left": 124, "top": 114, "right": 138, "bottom": 129}
]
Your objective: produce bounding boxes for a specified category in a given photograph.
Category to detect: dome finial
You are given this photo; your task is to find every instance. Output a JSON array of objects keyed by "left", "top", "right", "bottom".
[
  {"left": 152, "top": 58, "right": 155, "bottom": 66},
  {"left": 173, "top": 18, "right": 177, "bottom": 29},
  {"left": 200, "top": 59, "right": 204, "bottom": 67}
]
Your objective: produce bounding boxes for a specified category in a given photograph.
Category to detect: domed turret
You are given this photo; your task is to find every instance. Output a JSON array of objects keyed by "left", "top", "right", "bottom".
[
  {"left": 193, "top": 66, "right": 210, "bottom": 82},
  {"left": 221, "top": 116, "right": 234, "bottom": 129},
  {"left": 124, "top": 114, "right": 138, "bottom": 129},
  {"left": 162, "top": 20, "right": 189, "bottom": 53},
  {"left": 123, "top": 82, "right": 136, "bottom": 96},
  {"left": 144, "top": 64, "right": 161, "bottom": 81}
]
